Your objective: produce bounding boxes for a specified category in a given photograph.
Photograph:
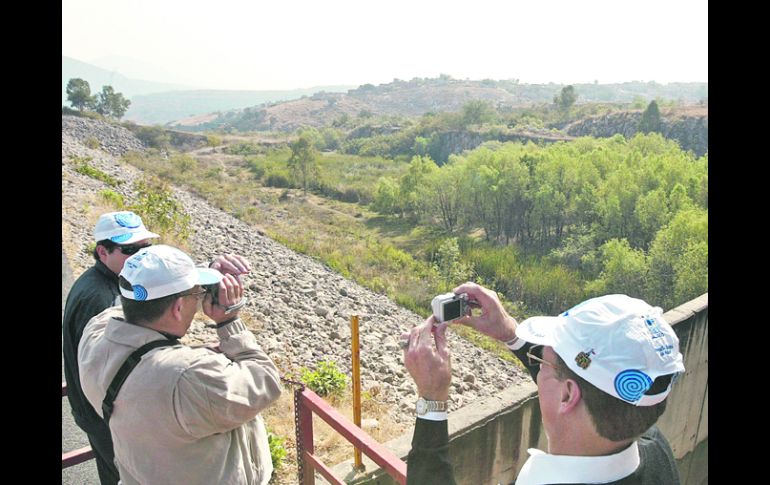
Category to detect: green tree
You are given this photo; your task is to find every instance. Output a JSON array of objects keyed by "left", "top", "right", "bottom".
[
  {"left": 66, "top": 78, "right": 95, "bottom": 111},
  {"left": 95, "top": 85, "right": 131, "bottom": 119},
  {"left": 586, "top": 238, "right": 648, "bottom": 298},
  {"left": 645, "top": 208, "right": 708, "bottom": 309},
  {"left": 433, "top": 238, "right": 473, "bottom": 289},
  {"left": 672, "top": 241, "right": 708, "bottom": 305},
  {"left": 638, "top": 100, "right": 662, "bottom": 134},
  {"left": 554, "top": 85, "right": 577, "bottom": 111},
  {"left": 400, "top": 155, "right": 438, "bottom": 219},
  {"left": 372, "top": 177, "right": 401, "bottom": 215},
  {"left": 460, "top": 100, "right": 497, "bottom": 127},
  {"left": 287, "top": 135, "right": 318, "bottom": 195}
]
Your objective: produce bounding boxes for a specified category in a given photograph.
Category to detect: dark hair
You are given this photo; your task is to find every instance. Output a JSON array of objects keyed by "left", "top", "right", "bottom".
[
  {"left": 93, "top": 239, "right": 118, "bottom": 262},
  {"left": 552, "top": 353, "right": 668, "bottom": 442},
  {"left": 119, "top": 276, "right": 183, "bottom": 325}
]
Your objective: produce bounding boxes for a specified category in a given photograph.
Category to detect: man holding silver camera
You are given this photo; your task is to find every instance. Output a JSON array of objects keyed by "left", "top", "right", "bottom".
[
  {"left": 402, "top": 282, "right": 684, "bottom": 485},
  {"left": 78, "top": 244, "right": 281, "bottom": 485}
]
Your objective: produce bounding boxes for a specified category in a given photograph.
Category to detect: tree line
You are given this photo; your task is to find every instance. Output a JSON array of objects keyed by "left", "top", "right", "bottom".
[
  {"left": 370, "top": 133, "right": 707, "bottom": 312},
  {"left": 65, "top": 78, "right": 131, "bottom": 120}
]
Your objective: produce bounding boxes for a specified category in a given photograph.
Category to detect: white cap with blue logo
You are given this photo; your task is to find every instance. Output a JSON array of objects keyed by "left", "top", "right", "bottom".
[
  {"left": 516, "top": 294, "right": 685, "bottom": 406},
  {"left": 119, "top": 245, "right": 222, "bottom": 301},
  {"left": 94, "top": 211, "right": 160, "bottom": 244}
]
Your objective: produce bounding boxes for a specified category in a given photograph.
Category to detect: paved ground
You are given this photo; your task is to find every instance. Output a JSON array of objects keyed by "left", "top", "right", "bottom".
[{"left": 63, "top": 249, "right": 100, "bottom": 484}]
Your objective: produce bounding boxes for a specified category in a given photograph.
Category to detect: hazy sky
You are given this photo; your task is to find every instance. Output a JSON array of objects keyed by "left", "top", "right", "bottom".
[{"left": 62, "top": 0, "right": 708, "bottom": 91}]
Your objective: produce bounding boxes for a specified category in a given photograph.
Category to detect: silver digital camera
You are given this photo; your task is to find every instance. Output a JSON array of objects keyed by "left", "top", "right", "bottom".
[{"left": 431, "top": 292, "right": 469, "bottom": 323}]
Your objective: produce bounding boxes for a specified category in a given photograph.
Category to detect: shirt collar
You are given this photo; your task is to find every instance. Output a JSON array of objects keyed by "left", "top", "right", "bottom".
[
  {"left": 105, "top": 314, "right": 178, "bottom": 348},
  {"left": 94, "top": 259, "right": 119, "bottom": 283},
  {"left": 515, "top": 441, "right": 639, "bottom": 485}
]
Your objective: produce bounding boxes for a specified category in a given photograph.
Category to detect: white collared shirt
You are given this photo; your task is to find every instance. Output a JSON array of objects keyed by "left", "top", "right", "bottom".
[{"left": 515, "top": 441, "right": 640, "bottom": 485}]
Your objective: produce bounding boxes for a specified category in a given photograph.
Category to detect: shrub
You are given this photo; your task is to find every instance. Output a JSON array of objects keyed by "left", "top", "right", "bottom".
[
  {"left": 247, "top": 160, "right": 266, "bottom": 180},
  {"left": 72, "top": 156, "right": 120, "bottom": 187},
  {"left": 300, "top": 360, "right": 347, "bottom": 397},
  {"left": 84, "top": 136, "right": 101, "bottom": 149},
  {"left": 133, "top": 125, "right": 171, "bottom": 149},
  {"left": 206, "top": 134, "right": 222, "bottom": 147},
  {"left": 128, "top": 176, "right": 191, "bottom": 243},
  {"left": 265, "top": 171, "right": 292, "bottom": 188},
  {"left": 98, "top": 189, "right": 125, "bottom": 208},
  {"left": 267, "top": 429, "right": 287, "bottom": 471},
  {"left": 171, "top": 154, "right": 197, "bottom": 173}
]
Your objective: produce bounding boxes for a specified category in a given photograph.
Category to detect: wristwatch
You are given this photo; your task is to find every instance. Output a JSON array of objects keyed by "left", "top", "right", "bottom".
[{"left": 415, "top": 397, "right": 448, "bottom": 416}]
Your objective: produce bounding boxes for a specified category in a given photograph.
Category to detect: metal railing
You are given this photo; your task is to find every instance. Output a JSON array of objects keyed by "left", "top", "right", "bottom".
[{"left": 294, "top": 384, "right": 407, "bottom": 485}]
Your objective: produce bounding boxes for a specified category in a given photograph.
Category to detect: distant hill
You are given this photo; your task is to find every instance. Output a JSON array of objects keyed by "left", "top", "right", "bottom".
[
  {"left": 172, "top": 77, "right": 708, "bottom": 132},
  {"left": 63, "top": 56, "right": 355, "bottom": 125},
  {"left": 62, "top": 56, "right": 192, "bottom": 105},
  {"left": 126, "top": 86, "right": 355, "bottom": 125}
]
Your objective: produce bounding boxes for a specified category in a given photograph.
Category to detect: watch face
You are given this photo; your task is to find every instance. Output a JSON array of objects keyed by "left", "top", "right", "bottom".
[{"left": 416, "top": 398, "right": 427, "bottom": 415}]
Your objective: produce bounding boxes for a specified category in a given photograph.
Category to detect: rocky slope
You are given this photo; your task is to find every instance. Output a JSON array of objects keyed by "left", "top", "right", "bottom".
[
  {"left": 562, "top": 107, "right": 708, "bottom": 156},
  {"left": 61, "top": 115, "right": 530, "bottom": 423}
]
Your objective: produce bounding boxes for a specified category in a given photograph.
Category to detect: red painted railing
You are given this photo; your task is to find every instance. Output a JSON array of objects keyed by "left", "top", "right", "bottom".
[
  {"left": 61, "top": 383, "right": 95, "bottom": 468},
  {"left": 295, "top": 386, "right": 407, "bottom": 485}
]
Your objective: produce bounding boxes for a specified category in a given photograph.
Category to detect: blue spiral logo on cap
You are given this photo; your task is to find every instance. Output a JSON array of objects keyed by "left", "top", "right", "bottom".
[
  {"left": 614, "top": 370, "right": 653, "bottom": 402},
  {"left": 115, "top": 212, "right": 142, "bottom": 229},
  {"left": 132, "top": 285, "right": 148, "bottom": 301},
  {"left": 110, "top": 233, "right": 133, "bottom": 243}
]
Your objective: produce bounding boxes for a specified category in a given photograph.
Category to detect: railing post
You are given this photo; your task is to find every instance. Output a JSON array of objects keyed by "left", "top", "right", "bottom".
[
  {"left": 351, "top": 314, "right": 363, "bottom": 470},
  {"left": 297, "top": 387, "right": 315, "bottom": 485}
]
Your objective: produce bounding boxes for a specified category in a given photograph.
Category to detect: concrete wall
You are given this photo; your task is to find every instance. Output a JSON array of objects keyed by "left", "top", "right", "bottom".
[{"left": 331, "top": 293, "right": 708, "bottom": 485}]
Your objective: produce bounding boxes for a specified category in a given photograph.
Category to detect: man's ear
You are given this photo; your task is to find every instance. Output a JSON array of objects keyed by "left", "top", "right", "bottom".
[
  {"left": 560, "top": 378, "right": 583, "bottom": 413},
  {"left": 170, "top": 297, "right": 185, "bottom": 321},
  {"left": 95, "top": 244, "right": 109, "bottom": 261}
]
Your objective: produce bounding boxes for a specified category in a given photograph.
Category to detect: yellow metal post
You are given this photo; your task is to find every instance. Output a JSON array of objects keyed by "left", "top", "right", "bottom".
[{"left": 351, "top": 314, "right": 363, "bottom": 470}]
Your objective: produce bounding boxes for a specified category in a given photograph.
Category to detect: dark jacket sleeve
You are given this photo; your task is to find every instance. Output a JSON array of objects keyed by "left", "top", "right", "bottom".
[
  {"left": 407, "top": 418, "right": 457, "bottom": 485},
  {"left": 512, "top": 342, "right": 540, "bottom": 383}
]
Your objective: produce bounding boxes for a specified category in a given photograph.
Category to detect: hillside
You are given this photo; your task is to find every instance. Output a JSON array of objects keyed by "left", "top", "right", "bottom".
[
  {"left": 126, "top": 86, "right": 355, "bottom": 125},
  {"left": 172, "top": 77, "right": 708, "bottom": 132}
]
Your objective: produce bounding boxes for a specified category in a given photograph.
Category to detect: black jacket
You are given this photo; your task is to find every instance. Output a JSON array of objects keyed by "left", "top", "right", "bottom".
[{"left": 62, "top": 260, "right": 120, "bottom": 433}]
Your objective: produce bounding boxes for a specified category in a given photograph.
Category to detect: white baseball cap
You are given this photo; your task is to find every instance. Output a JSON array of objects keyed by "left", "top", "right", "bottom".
[
  {"left": 94, "top": 211, "right": 160, "bottom": 244},
  {"left": 516, "top": 294, "right": 685, "bottom": 406},
  {"left": 119, "top": 245, "right": 222, "bottom": 301}
]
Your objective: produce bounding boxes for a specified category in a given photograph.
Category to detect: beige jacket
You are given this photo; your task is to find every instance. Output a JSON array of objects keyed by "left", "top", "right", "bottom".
[{"left": 79, "top": 306, "right": 282, "bottom": 485}]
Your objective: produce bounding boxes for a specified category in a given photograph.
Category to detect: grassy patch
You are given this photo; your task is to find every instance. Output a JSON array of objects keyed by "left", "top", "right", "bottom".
[{"left": 71, "top": 155, "right": 121, "bottom": 187}]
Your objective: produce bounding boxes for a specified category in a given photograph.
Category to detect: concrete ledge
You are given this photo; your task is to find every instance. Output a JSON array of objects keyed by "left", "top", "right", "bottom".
[{"left": 328, "top": 380, "right": 538, "bottom": 484}]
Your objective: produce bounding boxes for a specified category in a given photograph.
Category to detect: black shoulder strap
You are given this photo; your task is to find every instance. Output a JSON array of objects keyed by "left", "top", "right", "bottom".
[{"left": 102, "top": 339, "right": 179, "bottom": 425}]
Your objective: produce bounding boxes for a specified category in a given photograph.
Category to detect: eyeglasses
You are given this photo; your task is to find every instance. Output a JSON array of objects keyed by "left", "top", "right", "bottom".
[
  {"left": 118, "top": 243, "right": 152, "bottom": 256},
  {"left": 180, "top": 289, "right": 207, "bottom": 301},
  {"left": 526, "top": 345, "right": 556, "bottom": 369}
]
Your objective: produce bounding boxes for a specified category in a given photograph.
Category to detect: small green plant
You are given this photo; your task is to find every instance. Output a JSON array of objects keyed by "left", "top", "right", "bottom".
[
  {"left": 171, "top": 154, "right": 197, "bottom": 173},
  {"left": 84, "top": 136, "right": 101, "bottom": 149},
  {"left": 128, "top": 176, "right": 192, "bottom": 243},
  {"left": 98, "top": 189, "right": 125, "bottom": 208},
  {"left": 71, "top": 155, "right": 120, "bottom": 187},
  {"left": 206, "top": 134, "right": 222, "bottom": 147},
  {"left": 267, "top": 429, "right": 287, "bottom": 471},
  {"left": 300, "top": 360, "right": 347, "bottom": 397}
]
